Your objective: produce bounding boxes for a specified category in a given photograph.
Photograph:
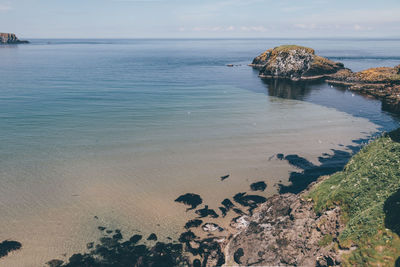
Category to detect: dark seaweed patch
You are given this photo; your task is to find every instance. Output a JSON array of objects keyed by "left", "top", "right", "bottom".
[
  {"left": 175, "top": 193, "right": 203, "bottom": 211},
  {"left": 147, "top": 233, "right": 158, "bottom": 241},
  {"left": 195, "top": 205, "right": 219, "bottom": 218},
  {"left": 250, "top": 181, "right": 267, "bottom": 192},
  {"left": 0, "top": 240, "right": 22, "bottom": 258},
  {"left": 184, "top": 219, "right": 203, "bottom": 229},
  {"left": 220, "top": 174, "right": 230, "bottom": 181}
]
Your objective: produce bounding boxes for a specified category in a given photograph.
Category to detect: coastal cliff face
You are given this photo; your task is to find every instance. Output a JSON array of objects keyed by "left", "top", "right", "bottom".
[
  {"left": 250, "top": 45, "right": 344, "bottom": 81},
  {"left": 0, "top": 33, "right": 29, "bottom": 44}
]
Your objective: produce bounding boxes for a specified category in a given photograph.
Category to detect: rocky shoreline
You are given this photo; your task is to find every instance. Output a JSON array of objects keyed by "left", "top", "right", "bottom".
[
  {"left": 251, "top": 45, "right": 400, "bottom": 114},
  {"left": 0, "top": 33, "right": 29, "bottom": 44},
  {"left": 224, "top": 177, "right": 344, "bottom": 266}
]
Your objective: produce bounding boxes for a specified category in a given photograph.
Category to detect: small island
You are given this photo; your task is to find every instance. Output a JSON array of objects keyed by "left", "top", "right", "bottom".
[{"left": 0, "top": 33, "right": 29, "bottom": 44}]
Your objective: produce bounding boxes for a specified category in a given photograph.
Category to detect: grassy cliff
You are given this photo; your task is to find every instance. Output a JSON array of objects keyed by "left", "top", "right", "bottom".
[{"left": 308, "top": 130, "right": 400, "bottom": 266}]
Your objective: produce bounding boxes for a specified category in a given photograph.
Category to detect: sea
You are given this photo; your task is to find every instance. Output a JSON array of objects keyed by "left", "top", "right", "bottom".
[{"left": 0, "top": 38, "right": 399, "bottom": 266}]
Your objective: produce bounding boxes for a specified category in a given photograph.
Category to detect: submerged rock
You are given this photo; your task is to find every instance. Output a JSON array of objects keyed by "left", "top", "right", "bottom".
[
  {"left": 185, "top": 219, "right": 203, "bottom": 229},
  {"left": 250, "top": 181, "right": 267, "bottom": 192},
  {"left": 251, "top": 45, "right": 344, "bottom": 81},
  {"left": 195, "top": 205, "right": 219, "bottom": 218},
  {"left": 220, "top": 174, "right": 230, "bottom": 181},
  {"left": 0, "top": 240, "right": 22, "bottom": 258},
  {"left": 147, "top": 233, "right": 158, "bottom": 241},
  {"left": 175, "top": 193, "right": 203, "bottom": 210}
]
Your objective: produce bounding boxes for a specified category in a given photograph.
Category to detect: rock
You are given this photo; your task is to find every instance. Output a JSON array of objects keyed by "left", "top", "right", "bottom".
[
  {"left": 202, "top": 223, "right": 223, "bottom": 232},
  {"left": 86, "top": 242, "right": 94, "bottom": 249},
  {"left": 251, "top": 45, "right": 344, "bottom": 81},
  {"left": 175, "top": 193, "right": 203, "bottom": 211},
  {"left": 129, "top": 234, "right": 143, "bottom": 244},
  {"left": 0, "top": 240, "right": 22, "bottom": 258},
  {"left": 250, "top": 181, "right": 267, "bottom": 191},
  {"left": 0, "top": 33, "right": 29, "bottom": 44},
  {"left": 46, "top": 259, "right": 64, "bottom": 267},
  {"left": 224, "top": 193, "right": 343, "bottom": 266},
  {"left": 185, "top": 219, "right": 203, "bottom": 229},
  {"left": 195, "top": 205, "right": 219, "bottom": 218},
  {"left": 147, "top": 233, "right": 158, "bottom": 241},
  {"left": 233, "top": 248, "right": 244, "bottom": 264},
  {"left": 220, "top": 174, "right": 230, "bottom": 181}
]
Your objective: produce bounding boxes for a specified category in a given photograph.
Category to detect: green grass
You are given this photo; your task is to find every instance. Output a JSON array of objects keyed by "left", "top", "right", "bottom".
[{"left": 308, "top": 134, "right": 400, "bottom": 266}]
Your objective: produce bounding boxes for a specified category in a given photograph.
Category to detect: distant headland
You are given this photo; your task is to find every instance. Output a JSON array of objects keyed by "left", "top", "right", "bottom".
[{"left": 0, "top": 33, "right": 29, "bottom": 44}]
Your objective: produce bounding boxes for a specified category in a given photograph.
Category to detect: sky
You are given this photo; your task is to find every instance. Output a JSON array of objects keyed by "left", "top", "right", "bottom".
[{"left": 1, "top": 0, "right": 400, "bottom": 38}]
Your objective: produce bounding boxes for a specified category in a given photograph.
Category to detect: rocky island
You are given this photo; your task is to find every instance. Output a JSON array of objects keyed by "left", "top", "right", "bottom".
[
  {"left": 251, "top": 45, "right": 400, "bottom": 114},
  {"left": 250, "top": 45, "right": 344, "bottom": 81},
  {"left": 0, "top": 33, "right": 29, "bottom": 44}
]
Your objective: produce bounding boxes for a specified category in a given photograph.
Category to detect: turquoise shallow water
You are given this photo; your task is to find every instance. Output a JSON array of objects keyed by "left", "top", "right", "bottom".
[{"left": 0, "top": 39, "right": 399, "bottom": 265}]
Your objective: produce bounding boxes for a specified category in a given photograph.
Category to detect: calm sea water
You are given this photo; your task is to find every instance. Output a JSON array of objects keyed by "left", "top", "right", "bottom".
[{"left": 0, "top": 39, "right": 399, "bottom": 265}]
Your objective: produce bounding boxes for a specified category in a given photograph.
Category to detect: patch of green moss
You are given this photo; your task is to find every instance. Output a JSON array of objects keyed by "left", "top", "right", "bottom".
[
  {"left": 272, "top": 45, "right": 315, "bottom": 54},
  {"left": 308, "top": 134, "right": 400, "bottom": 266}
]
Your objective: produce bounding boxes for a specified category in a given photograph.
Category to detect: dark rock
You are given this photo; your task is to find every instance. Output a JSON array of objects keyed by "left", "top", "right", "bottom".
[
  {"left": 46, "top": 259, "right": 64, "bottom": 267},
  {"left": 221, "top": 198, "right": 234, "bottom": 210},
  {"left": 129, "top": 234, "right": 143, "bottom": 244},
  {"left": 193, "top": 259, "right": 201, "bottom": 267},
  {"left": 178, "top": 231, "right": 197, "bottom": 244},
  {"left": 184, "top": 219, "right": 203, "bottom": 229},
  {"left": 220, "top": 174, "right": 230, "bottom": 181},
  {"left": 147, "top": 233, "right": 158, "bottom": 241},
  {"left": 234, "top": 248, "right": 244, "bottom": 264},
  {"left": 233, "top": 192, "right": 267, "bottom": 209},
  {"left": 112, "top": 232, "right": 123, "bottom": 241},
  {"left": 175, "top": 193, "right": 203, "bottom": 211},
  {"left": 0, "top": 240, "right": 22, "bottom": 258},
  {"left": 250, "top": 181, "right": 267, "bottom": 191},
  {"left": 195, "top": 205, "right": 219, "bottom": 218},
  {"left": 86, "top": 242, "right": 94, "bottom": 249}
]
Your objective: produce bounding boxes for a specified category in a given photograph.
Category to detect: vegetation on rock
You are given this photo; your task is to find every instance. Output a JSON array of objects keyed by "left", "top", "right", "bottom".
[{"left": 308, "top": 132, "right": 400, "bottom": 266}]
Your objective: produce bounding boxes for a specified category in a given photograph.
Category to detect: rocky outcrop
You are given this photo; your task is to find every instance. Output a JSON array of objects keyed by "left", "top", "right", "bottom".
[
  {"left": 250, "top": 45, "right": 344, "bottom": 81},
  {"left": 250, "top": 45, "right": 400, "bottom": 113},
  {"left": 327, "top": 65, "right": 400, "bottom": 113},
  {"left": 0, "top": 33, "right": 29, "bottom": 44},
  {"left": 224, "top": 177, "right": 344, "bottom": 266}
]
